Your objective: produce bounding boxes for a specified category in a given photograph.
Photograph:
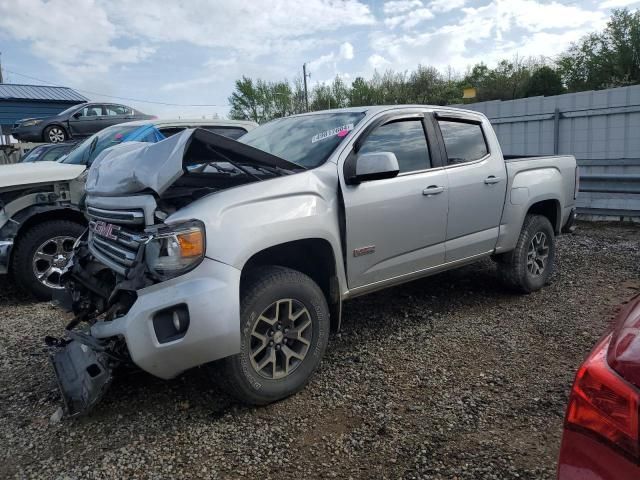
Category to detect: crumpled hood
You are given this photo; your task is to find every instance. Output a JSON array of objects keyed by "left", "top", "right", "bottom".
[
  {"left": 0, "top": 161, "right": 86, "bottom": 189},
  {"left": 85, "top": 128, "right": 302, "bottom": 197}
]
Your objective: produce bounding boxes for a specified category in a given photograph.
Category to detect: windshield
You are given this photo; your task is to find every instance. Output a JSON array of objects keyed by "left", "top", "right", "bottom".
[
  {"left": 20, "top": 145, "right": 47, "bottom": 162},
  {"left": 57, "top": 104, "right": 84, "bottom": 116},
  {"left": 238, "top": 112, "right": 365, "bottom": 168},
  {"left": 61, "top": 124, "right": 142, "bottom": 165}
]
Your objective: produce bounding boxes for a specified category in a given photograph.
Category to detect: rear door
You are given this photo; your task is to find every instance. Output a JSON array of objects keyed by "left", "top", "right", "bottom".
[
  {"left": 434, "top": 114, "right": 507, "bottom": 262},
  {"left": 103, "top": 104, "right": 132, "bottom": 127},
  {"left": 340, "top": 112, "right": 449, "bottom": 290}
]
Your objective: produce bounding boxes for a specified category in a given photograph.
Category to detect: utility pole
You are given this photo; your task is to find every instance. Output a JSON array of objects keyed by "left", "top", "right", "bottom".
[
  {"left": 303, "top": 63, "right": 309, "bottom": 112},
  {"left": 0, "top": 52, "right": 4, "bottom": 84}
]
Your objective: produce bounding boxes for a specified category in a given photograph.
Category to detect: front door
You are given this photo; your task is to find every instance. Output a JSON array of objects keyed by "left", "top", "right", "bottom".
[
  {"left": 68, "top": 105, "right": 106, "bottom": 136},
  {"left": 341, "top": 114, "right": 449, "bottom": 290},
  {"left": 435, "top": 116, "right": 507, "bottom": 262}
]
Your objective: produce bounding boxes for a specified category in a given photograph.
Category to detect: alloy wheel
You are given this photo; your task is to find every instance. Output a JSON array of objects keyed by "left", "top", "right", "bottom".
[
  {"left": 249, "top": 298, "right": 313, "bottom": 380},
  {"left": 48, "top": 127, "right": 65, "bottom": 143},
  {"left": 527, "top": 231, "right": 549, "bottom": 276},
  {"left": 31, "top": 236, "right": 76, "bottom": 289}
]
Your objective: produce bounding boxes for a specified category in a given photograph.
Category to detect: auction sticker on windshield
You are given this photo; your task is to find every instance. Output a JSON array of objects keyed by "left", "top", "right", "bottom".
[{"left": 311, "top": 124, "right": 354, "bottom": 143}]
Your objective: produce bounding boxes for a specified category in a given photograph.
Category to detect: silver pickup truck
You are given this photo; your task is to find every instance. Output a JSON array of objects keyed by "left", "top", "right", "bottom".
[{"left": 50, "top": 106, "right": 578, "bottom": 415}]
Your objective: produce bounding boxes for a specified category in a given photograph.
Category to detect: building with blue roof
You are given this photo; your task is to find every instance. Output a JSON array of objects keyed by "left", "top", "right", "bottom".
[{"left": 0, "top": 83, "right": 88, "bottom": 140}]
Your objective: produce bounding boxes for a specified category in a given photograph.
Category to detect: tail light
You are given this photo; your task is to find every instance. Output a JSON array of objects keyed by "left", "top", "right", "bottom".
[
  {"left": 566, "top": 334, "right": 640, "bottom": 460},
  {"left": 574, "top": 165, "right": 580, "bottom": 199}
]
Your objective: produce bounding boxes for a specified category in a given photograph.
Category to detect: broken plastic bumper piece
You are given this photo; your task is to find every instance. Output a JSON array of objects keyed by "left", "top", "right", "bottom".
[{"left": 49, "top": 339, "right": 113, "bottom": 417}]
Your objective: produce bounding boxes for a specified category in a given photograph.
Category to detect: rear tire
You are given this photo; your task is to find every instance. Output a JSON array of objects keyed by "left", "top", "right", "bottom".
[
  {"left": 12, "top": 220, "right": 85, "bottom": 300},
  {"left": 497, "top": 214, "right": 556, "bottom": 293},
  {"left": 214, "top": 266, "right": 330, "bottom": 405}
]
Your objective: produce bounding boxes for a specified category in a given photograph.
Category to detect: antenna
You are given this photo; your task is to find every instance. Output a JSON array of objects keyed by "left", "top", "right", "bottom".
[{"left": 0, "top": 52, "right": 4, "bottom": 83}]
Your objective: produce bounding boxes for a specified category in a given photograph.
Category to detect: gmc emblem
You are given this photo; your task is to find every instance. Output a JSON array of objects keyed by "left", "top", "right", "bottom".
[{"left": 89, "top": 220, "right": 120, "bottom": 240}]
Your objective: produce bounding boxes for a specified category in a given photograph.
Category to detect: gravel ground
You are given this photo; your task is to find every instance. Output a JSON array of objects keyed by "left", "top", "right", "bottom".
[{"left": 1, "top": 221, "right": 639, "bottom": 480}]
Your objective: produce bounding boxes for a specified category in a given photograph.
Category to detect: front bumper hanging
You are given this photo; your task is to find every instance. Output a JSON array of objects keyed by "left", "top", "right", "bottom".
[{"left": 49, "top": 338, "right": 113, "bottom": 417}]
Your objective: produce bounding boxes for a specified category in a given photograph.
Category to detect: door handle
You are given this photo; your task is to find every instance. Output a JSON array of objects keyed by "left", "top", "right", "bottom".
[
  {"left": 484, "top": 176, "right": 502, "bottom": 185},
  {"left": 423, "top": 185, "right": 445, "bottom": 196}
]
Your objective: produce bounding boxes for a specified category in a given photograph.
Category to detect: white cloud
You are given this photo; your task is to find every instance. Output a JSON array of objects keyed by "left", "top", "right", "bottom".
[
  {"left": 0, "top": 0, "right": 153, "bottom": 77},
  {"left": 0, "top": 0, "right": 375, "bottom": 78},
  {"left": 105, "top": 0, "right": 374, "bottom": 58},
  {"left": 599, "top": 0, "right": 640, "bottom": 8},
  {"left": 308, "top": 41, "right": 355, "bottom": 72},
  {"left": 340, "top": 42, "right": 355, "bottom": 60},
  {"left": 309, "top": 52, "right": 336, "bottom": 71},
  {"left": 428, "top": 0, "right": 466, "bottom": 13},
  {"left": 370, "top": 0, "right": 608, "bottom": 72},
  {"left": 383, "top": 0, "right": 423, "bottom": 14},
  {"left": 368, "top": 54, "right": 392, "bottom": 70},
  {"left": 385, "top": 7, "right": 434, "bottom": 29}
]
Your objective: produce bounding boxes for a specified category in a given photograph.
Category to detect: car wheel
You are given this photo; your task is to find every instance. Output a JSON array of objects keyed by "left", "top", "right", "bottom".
[
  {"left": 215, "top": 266, "right": 330, "bottom": 405},
  {"left": 44, "top": 125, "right": 67, "bottom": 143},
  {"left": 497, "top": 214, "right": 556, "bottom": 293},
  {"left": 12, "top": 220, "right": 85, "bottom": 300}
]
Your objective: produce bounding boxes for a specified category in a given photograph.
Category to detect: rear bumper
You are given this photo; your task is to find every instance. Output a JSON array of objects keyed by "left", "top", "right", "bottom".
[
  {"left": 558, "top": 428, "right": 640, "bottom": 479},
  {"left": 89, "top": 257, "right": 241, "bottom": 379},
  {"left": 0, "top": 239, "right": 13, "bottom": 274}
]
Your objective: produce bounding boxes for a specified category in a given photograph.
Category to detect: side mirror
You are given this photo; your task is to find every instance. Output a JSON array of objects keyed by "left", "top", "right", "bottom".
[
  {"left": 72, "top": 112, "right": 82, "bottom": 119},
  {"left": 345, "top": 151, "right": 400, "bottom": 184}
]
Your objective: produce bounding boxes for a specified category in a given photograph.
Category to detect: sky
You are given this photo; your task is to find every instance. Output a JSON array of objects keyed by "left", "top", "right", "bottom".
[{"left": 0, "top": 0, "right": 638, "bottom": 118}]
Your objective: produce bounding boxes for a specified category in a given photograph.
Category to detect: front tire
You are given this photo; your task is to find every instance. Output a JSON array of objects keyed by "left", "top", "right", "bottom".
[
  {"left": 12, "top": 220, "right": 85, "bottom": 300},
  {"left": 44, "top": 125, "right": 67, "bottom": 143},
  {"left": 215, "top": 266, "right": 330, "bottom": 405},
  {"left": 497, "top": 214, "right": 556, "bottom": 293}
]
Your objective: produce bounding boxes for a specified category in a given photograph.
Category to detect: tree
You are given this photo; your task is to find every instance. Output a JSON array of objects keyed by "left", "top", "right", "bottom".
[
  {"left": 558, "top": 8, "right": 640, "bottom": 91},
  {"left": 526, "top": 66, "right": 564, "bottom": 97},
  {"left": 228, "top": 76, "right": 262, "bottom": 122}
]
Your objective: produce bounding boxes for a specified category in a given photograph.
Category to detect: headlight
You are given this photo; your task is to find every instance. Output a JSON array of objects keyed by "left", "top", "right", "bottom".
[
  {"left": 21, "top": 119, "right": 42, "bottom": 127},
  {"left": 145, "top": 220, "right": 205, "bottom": 279}
]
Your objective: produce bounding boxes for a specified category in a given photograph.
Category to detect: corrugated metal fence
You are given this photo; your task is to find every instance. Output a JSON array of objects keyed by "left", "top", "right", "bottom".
[{"left": 457, "top": 85, "right": 640, "bottom": 218}]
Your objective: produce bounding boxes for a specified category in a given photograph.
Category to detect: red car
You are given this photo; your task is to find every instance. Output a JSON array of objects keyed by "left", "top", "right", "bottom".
[{"left": 558, "top": 293, "right": 640, "bottom": 479}]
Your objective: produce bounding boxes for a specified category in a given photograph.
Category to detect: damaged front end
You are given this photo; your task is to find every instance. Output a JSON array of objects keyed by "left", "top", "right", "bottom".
[
  {"left": 47, "top": 229, "right": 145, "bottom": 417},
  {"left": 48, "top": 128, "right": 300, "bottom": 417}
]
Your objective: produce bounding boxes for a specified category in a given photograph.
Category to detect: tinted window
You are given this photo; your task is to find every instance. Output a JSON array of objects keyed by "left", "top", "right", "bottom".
[
  {"left": 204, "top": 127, "right": 247, "bottom": 139},
  {"left": 359, "top": 120, "right": 430, "bottom": 173},
  {"left": 41, "top": 147, "right": 67, "bottom": 162},
  {"left": 438, "top": 120, "right": 488, "bottom": 165},
  {"left": 80, "top": 105, "right": 104, "bottom": 117},
  {"left": 239, "top": 112, "right": 365, "bottom": 168},
  {"left": 105, "top": 105, "right": 131, "bottom": 116},
  {"left": 20, "top": 145, "right": 47, "bottom": 162},
  {"left": 159, "top": 127, "right": 186, "bottom": 137}
]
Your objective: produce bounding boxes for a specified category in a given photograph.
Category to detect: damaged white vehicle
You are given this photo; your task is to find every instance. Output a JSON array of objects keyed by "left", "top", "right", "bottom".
[{"left": 49, "top": 106, "right": 578, "bottom": 416}]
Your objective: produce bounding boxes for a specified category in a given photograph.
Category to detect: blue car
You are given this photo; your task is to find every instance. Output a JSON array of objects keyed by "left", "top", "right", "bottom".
[{"left": 60, "top": 119, "right": 257, "bottom": 166}]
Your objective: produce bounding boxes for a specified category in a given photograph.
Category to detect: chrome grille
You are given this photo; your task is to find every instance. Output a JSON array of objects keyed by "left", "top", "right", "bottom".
[
  {"left": 86, "top": 206, "right": 145, "bottom": 225},
  {"left": 88, "top": 223, "right": 147, "bottom": 276}
]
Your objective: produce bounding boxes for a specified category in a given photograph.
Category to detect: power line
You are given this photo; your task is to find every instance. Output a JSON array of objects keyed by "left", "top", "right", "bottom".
[{"left": 3, "top": 68, "right": 231, "bottom": 107}]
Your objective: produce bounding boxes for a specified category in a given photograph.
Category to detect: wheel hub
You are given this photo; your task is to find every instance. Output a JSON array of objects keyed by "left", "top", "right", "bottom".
[
  {"left": 249, "top": 298, "right": 313, "bottom": 380},
  {"left": 32, "top": 235, "right": 76, "bottom": 289},
  {"left": 527, "top": 231, "right": 549, "bottom": 276}
]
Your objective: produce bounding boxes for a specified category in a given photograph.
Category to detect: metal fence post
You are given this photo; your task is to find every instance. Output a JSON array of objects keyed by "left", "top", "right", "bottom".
[{"left": 553, "top": 107, "right": 560, "bottom": 155}]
